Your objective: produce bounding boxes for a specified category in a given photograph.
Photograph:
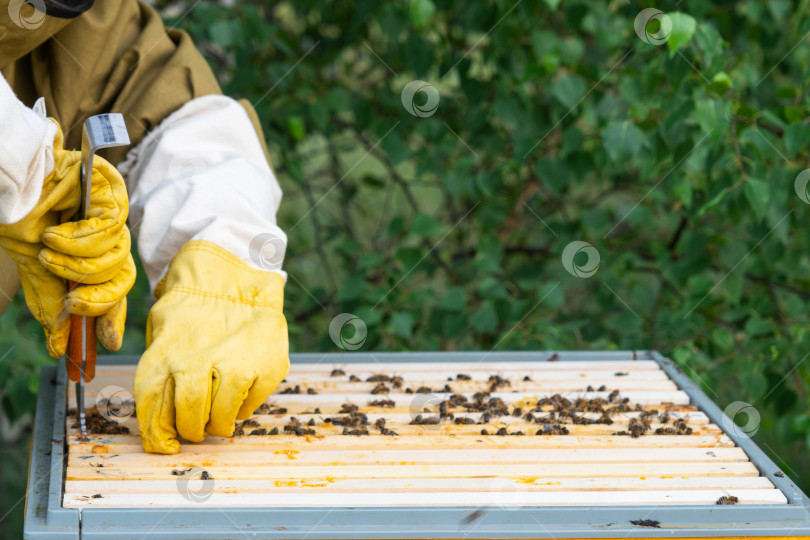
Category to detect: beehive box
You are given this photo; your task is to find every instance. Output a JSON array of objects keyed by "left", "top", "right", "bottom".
[{"left": 25, "top": 351, "right": 810, "bottom": 539}]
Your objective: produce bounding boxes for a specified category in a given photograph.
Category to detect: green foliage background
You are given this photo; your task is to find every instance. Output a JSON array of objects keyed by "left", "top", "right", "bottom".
[{"left": 3, "top": 0, "right": 810, "bottom": 535}]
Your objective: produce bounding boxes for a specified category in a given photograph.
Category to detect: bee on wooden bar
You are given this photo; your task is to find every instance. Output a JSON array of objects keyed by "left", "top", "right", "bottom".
[
  {"left": 171, "top": 467, "right": 192, "bottom": 476},
  {"left": 487, "top": 375, "right": 510, "bottom": 391},
  {"left": 342, "top": 427, "right": 369, "bottom": 436},
  {"left": 370, "top": 383, "right": 390, "bottom": 394},
  {"left": 456, "top": 374, "right": 472, "bottom": 381},
  {"left": 340, "top": 403, "right": 359, "bottom": 414},
  {"left": 307, "top": 388, "right": 318, "bottom": 395},
  {"left": 91, "top": 494, "right": 103, "bottom": 498},
  {"left": 233, "top": 427, "right": 245, "bottom": 436},
  {"left": 511, "top": 407, "right": 522, "bottom": 417},
  {"left": 523, "top": 375, "right": 532, "bottom": 382},
  {"left": 366, "top": 374, "right": 390, "bottom": 382},
  {"left": 658, "top": 412, "right": 670, "bottom": 424},
  {"left": 249, "top": 428, "right": 268, "bottom": 436},
  {"left": 614, "top": 372, "right": 628, "bottom": 376},
  {"left": 330, "top": 368, "right": 346, "bottom": 377},
  {"left": 281, "top": 385, "right": 302, "bottom": 394},
  {"left": 241, "top": 419, "right": 260, "bottom": 427},
  {"left": 308, "top": 419, "right": 316, "bottom": 426},
  {"left": 495, "top": 427, "right": 508, "bottom": 436},
  {"left": 586, "top": 385, "right": 594, "bottom": 392},
  {"left": 454, "top": 417, "right": 475, "bottom": 425},
  {"left": 349, "top": 375, "right": 361, "bottom": 382},
  {"left": 268, "top": 427, "right": 279, "bottom": 435},
  {"left": 415, "top": 386, "right": 432, "bottom": 393},
  {"left": 608, "top": 389, "right": 620, "bottom": 403},
  {"left": 200, "top": 470, "right": 212, "bottom": 480},
  {"left": 442, "top": 384, "right": 453, "bottom": 393},
  {"left": 391, "top": 376, "right": 404, "bottom": 389},
  {"left": 716, "top": 495, "right": 739, "bottom": 505},
  {"left": 480, "top": 429, "right": 489, "bottom": 435},
  {"left": 369, "top": 399, "right": 396, "bottom": 407},
  {"left": 375, "top": 418, "right": 386, "bottom": 429},
  {"left": 478, "top": 412, "right": 491, "bottom": 424},
  {"left": 410, "top": 414, "right": 440, "bottom": 425}
]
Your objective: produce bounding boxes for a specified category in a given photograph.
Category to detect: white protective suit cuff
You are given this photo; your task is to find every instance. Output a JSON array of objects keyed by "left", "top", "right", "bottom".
[
  {"left": 0, "top": 74, "right": 56, "bottom": 224},
  {"left": 118, "top": 95, "right": 287, "bottom": 292}
]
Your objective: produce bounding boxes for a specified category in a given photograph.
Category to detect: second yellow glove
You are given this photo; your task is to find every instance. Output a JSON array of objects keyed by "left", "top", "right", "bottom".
[{"left": 134, "top": 240, "right": 289, "bottom": 454}]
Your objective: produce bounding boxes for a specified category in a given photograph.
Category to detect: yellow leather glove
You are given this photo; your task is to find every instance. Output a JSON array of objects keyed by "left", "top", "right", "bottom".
[
  {"left": 134, "top": 240, "right": 289, "bottom": 454},
  {"left": 0, "top": 123, "right": 136, "bottom": 357}
]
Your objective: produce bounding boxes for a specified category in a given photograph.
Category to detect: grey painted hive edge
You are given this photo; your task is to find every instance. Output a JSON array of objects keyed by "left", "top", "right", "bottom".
[
  {"left": 24, "top": 362, "right": 79, "bottom": 540},
  {"left": 651, "top": 350, "right": 810, "bottom": 510}
]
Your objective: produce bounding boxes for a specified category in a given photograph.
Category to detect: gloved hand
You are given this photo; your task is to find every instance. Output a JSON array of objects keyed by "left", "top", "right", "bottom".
[
  {"left": 0, "top": 123, "right": 136, "bottom": 357},
  {"left": 134, "top": 240, "right": 289, "bottom": 454}
]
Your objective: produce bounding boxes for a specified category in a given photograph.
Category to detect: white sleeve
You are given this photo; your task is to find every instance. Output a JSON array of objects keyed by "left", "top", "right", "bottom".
[
  {"left": 118, "top": 95, "right": 287, "bottom": 292},
  {"left": 0, "top": 73, "right": 57, "bottom": 224}
]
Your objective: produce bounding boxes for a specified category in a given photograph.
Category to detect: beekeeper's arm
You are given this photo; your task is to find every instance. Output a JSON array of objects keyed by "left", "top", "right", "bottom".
[
  {"left": 120, "top": 96, "right": 289, "bottom": 455},
  {"left": 0, "top": 73, "right": 134, "bottom": 357}
]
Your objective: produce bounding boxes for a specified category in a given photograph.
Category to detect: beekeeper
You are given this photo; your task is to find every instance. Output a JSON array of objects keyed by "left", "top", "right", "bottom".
[{"left": 0, "top": 0, "right": 289, "bottom": 454}]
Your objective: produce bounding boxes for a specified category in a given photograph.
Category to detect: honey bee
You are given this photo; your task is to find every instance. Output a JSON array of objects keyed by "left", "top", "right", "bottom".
[
  {"left": 391, "top": 376, "right": 404, "bottom": 389},
  {"left": 307, "top": 388, "right": 318, "bottom": 395},
  {"left": 369, "top": 399, "right": 396, "bottom": 407},
  {"left": 330, "top": 368, "right": 346, "bottom": 377},
  {"left": 716, "top": 495, "right": 739, "bottom": 505},
  {"left": 415, "top": 386, "right": 432, "bottom": 393},
  {"left": 349, "top": 375, "right": 361, "bottom": 382},
  {"left": 370, "top": 383, "right": 390, "bottom": 394},
  {"left": 456, "top": 374, "right": 472, "bottom": 381},
  {"left": 454, "top": 417, "right": 475, "bottom": 425},
  {"left": 366, "top": 374, "right": 390, "bottom": 382}
]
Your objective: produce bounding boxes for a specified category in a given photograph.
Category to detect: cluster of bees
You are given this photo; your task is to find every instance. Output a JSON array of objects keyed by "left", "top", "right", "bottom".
[
  {"left": 279, "top": 384, "right": 318, "bottom": 395},
  {"left": 69, "top": 410, "right": 130, "bottom": 435},
  {"left": 229, "top": 371, "right": 696, "bottom": 440}
]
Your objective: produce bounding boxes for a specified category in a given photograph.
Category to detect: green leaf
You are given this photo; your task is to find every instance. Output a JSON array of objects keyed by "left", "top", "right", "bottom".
[
  {"left": 667, "top": 12, "right": 697, "bottom": 57},
  {"left": 287, "top": 116, "right": 305, "bottom": 141},
  {"left": 550, "top": 73, "right": 586, "bottom": 109},
  {"left": 470, "top": 301, "right": 498, "bottom": 333},
  {"left": 744, "top": 177, "right": 770, "bottom": 220},
  {"left": 439, "top": 287, "right": 467, "bottom": 311},
  {"left": 409, "top": 0, "right": 435, "bottom": 29},
  {"left": 602, "top": 121, "right": 644, "bottom": 162},
  {"left": 785, "top": 122, "right": 810, "bottom": 158},
  {"left": 411, "top": 213, "right": 442, "bottom": 237},
  {"left": 389, "top": 312, "right": 414, "bottom": 338}
]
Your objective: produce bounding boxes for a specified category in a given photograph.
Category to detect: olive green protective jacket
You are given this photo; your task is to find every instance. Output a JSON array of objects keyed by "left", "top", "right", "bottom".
[{"left": 0, "top": 0, "right": 270, "bottom": 316}]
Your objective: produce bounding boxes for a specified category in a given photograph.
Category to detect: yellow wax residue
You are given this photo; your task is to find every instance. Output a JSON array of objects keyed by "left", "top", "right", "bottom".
[
  {"left": 274, "top": 480, "right": 298, "bottom": 487},
  {"left": 275, "top": 449, "right": 300, "bottom": 460},
  {"left": 332, "top": 461, "right": 346, "bottom": 466},
  {"left": 660, "top": 475, "right": 673, "bottom": 479},
  {"left": 514, "top": 478, "right": 560, "bottom": 486},
  {"left": 640, "top": 476, "right": 646, "bottom": 480},
  {"left": 513, "top": 398, "right": 537, "bottom": 409},
  {"left": 91, "top": 444, "right": 109, "bottom": 454}
]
